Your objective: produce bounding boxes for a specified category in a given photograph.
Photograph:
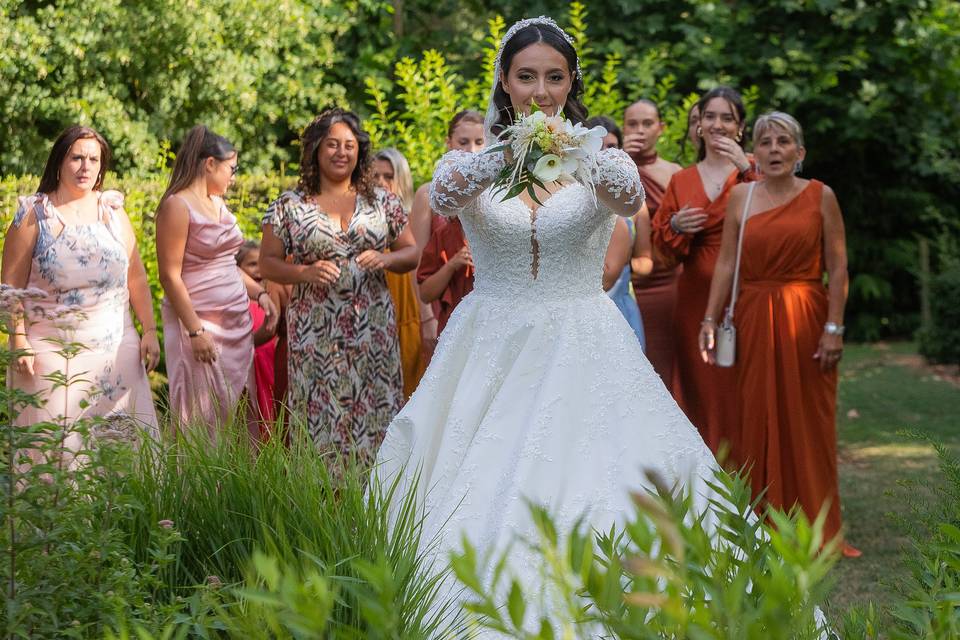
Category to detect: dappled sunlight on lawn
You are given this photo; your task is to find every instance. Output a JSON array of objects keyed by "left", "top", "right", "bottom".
[{"left": 829, "top": 342, "right": 959, "bottom": 616}]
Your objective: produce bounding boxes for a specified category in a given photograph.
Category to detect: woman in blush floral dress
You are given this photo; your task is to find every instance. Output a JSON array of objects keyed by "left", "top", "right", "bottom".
[
  {"left": 260, "top": 108, "right": 418, "bottom": 463},
  {"left": 2, "top": 126, "right": 159, "bottom": 467}
]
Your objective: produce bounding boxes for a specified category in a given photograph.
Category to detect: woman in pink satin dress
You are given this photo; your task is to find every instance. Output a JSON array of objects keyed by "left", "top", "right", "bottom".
[{"left": 156, "top": 126, "right": 277, "bottom": 433}]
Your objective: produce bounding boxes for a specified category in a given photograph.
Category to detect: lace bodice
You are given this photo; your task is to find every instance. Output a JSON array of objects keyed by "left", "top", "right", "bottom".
[{"left": 430, "top": 148, "right": 644, "bottom": 301}]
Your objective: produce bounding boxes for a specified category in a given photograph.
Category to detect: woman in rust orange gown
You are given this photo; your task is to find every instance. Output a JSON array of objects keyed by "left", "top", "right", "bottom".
[
  {"left": 652, "top": 86, "right": 757, "bottom": 455},
  {"left": 699, "top": 112, "right": 859, "bottom": 557},
  {"left": 622, "top": 99, "right": 682, "bottom": 384}
]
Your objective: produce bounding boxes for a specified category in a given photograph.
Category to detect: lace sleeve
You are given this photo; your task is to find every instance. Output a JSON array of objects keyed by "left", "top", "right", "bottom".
[
  {"left": 429, "top": 149, "right": 506, "bottom": 216},
  {"left": 595, "top": 148, "right": 645, "bottom": 217}
]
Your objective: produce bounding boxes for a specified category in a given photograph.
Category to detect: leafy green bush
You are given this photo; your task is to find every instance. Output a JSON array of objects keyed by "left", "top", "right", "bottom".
[
  {"left": 918, "top": 263, "right": 960, "bottom": 365},
  {"left": 0, "top": 0, "right": 362, "bottom": 175},
  {"left": 1, "top": 287, "right": 179, "bottom": 637},
  {"left": 451, "top": 469, "right": 838, "bottom": 639},
  {"left": 889, "top": 440, "right": 960, "bottom": 638}
]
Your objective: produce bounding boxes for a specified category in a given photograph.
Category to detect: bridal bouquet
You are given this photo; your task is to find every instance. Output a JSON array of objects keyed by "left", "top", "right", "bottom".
[{"left": 489, "top": 107, "right": 607, "bottom": 204}]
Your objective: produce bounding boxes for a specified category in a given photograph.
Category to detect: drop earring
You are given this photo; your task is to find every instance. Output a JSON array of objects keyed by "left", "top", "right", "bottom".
[
  {"left": 696, "top": 126, "right": 703, "bottom": 138},
  {"left": 794, "top": 160, "right": 803, "bottom": 175}
]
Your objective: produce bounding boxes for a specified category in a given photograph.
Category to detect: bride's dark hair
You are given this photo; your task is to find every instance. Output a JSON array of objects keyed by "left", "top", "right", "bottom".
[{"left": 490, "top": 23, "right": 587, "bottom": 139}]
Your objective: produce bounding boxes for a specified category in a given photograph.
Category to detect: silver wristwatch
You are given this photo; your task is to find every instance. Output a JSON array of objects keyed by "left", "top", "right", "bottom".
[{"left": 824, "top": 322, "right": 845, "bottom": 336}]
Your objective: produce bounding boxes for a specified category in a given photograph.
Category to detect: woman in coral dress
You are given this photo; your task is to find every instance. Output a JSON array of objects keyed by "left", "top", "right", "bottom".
[
  {"left": 652, "top": 87, "right": 757, "bottom": 456},
  {"left": 700, "top": 112, "right": 859, "bottom": 556},
  {"left": 3, "top": 126, "right": 159, "bottom": 465},
  {"left": 407, "top": 110, "right": 487, "bottom": 363}
]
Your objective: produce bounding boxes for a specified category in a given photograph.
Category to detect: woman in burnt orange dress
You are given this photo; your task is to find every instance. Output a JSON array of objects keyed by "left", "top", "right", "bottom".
[
  {"left": 651, "top": 86, "right": 757, "bottom": 455},
  {"left": 699, "top": 112, "right": 859, "bottom": 557},
  {"left": 407, "top": 110, "right": 486, "bottom": 363},
  {"left": 623, "top": 99, "right": 683, "bottom": 384}
]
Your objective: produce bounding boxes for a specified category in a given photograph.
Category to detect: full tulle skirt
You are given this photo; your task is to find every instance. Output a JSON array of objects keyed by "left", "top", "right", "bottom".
[{"left": 375, "top": 289, "right": 723, "bottom": 632}]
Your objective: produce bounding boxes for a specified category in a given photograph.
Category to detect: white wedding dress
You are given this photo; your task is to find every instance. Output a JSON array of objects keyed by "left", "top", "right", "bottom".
[{"left": 375, "top": 147, "right": 726, "bottom": 632}]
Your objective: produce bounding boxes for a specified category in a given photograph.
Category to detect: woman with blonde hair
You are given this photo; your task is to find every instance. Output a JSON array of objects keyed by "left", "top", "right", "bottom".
[
  {"left": 700, "top": 111, "right": 859, "bottom": 557},
  {"left": 156, "top": 125, "right": 277, "bottom": 433},
  {"left": 374, "top": 147, "right": 425, "bottom": 399}
]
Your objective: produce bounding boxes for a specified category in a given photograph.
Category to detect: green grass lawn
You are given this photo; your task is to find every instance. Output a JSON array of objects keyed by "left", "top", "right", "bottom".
[{"left": 829, "top": 342, "right": 960, "bottom": 616}]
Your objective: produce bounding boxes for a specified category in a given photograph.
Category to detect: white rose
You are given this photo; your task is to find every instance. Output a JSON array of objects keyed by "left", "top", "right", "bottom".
[
  {"left": 532, "top": 154, "right": 563, "bottom": 183},
  {"left": 526, "top": 110, "right": 546, "bottom": 124}
]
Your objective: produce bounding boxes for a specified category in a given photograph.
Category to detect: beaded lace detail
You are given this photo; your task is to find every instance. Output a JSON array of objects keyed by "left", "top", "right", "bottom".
[
  {"left": 429, "top": 149, "right": 505, "bottom": 216},
  {"left": 427, "top": 146, "right": 646, "bottom": 292},
  {"left": 376, "top": 141, "right": 749, "bottom": 636}
]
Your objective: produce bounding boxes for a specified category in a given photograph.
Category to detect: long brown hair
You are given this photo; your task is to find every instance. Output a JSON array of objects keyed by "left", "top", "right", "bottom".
[
  {"left": 161, "top": 125, "right": 236, "bottom": 201},
  {"left": 490, "top": 23, "right": 587, "bottom": 138},
  {"left": 37, "top": 126, "right": 112, "bottom": 194},
  {"left": 298, "top": 108, "right": 375, "bottom": 202},
  {"left": 696, "top": 86, "right": 747, "bottom": 162}
]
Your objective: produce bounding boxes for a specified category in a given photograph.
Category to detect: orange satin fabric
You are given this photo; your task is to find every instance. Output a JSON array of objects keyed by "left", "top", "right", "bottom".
[
  {"left": 634, "top": 166, "right": 680, "bottom": 385},
  {"left": 735, "top": 180, "right": 843, "bottom": 541},
  {"left": 385, "top": 270, "right": 426, "bottom": 399},
  {"left": 652, "top": 165, "right": 753, "bottom": 454}
]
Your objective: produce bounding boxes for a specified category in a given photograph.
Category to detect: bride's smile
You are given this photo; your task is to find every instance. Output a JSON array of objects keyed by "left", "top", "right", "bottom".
[{"left": 500, "top": 42, "right": 573, "bottom": 118}]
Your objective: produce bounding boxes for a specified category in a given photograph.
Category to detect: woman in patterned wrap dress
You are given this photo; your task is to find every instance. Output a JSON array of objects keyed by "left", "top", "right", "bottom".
[{"left": 260, "top": 109, "right": 418, "bottom": 462}]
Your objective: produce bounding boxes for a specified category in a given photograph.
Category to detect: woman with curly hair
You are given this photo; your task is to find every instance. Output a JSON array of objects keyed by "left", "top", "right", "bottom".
[{"left": 259, "top": 108, "right": 418, "bottom": 461}]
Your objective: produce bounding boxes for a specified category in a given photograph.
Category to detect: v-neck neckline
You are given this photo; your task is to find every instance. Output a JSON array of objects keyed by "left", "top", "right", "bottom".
[
  {"left": 514, "top": 182, "right": 579, "bottom": 216},
  {"left": 694, "top": 163, "right": 736, "bottom": 204},
  {"left": 307, "top": 191, "right": 359, "bottom": 234}
]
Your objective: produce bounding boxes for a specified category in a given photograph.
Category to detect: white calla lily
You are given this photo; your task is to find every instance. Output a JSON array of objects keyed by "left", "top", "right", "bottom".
[{"left": 532, "top": 154, "right": 563, "bottom": 183}]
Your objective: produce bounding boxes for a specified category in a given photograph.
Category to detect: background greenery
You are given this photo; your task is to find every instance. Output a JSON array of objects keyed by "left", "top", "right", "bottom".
[{"left": 2, "top": 0, "right": 959, "bottom": 341}]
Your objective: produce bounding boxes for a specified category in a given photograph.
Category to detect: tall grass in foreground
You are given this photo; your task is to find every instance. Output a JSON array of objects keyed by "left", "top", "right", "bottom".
[{"left": 116, "top": 418, "right": 465, "bottom": 638}]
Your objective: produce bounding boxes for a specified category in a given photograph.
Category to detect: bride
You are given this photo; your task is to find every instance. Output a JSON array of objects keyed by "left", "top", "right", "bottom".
[{"left": 376, "top": 16, "right": 741, "bottom": 633}]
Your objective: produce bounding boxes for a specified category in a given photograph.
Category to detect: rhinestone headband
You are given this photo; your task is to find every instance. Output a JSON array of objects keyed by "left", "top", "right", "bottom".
[{"left": 494, "top": 16, "right": 582, "bottom": 81}]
